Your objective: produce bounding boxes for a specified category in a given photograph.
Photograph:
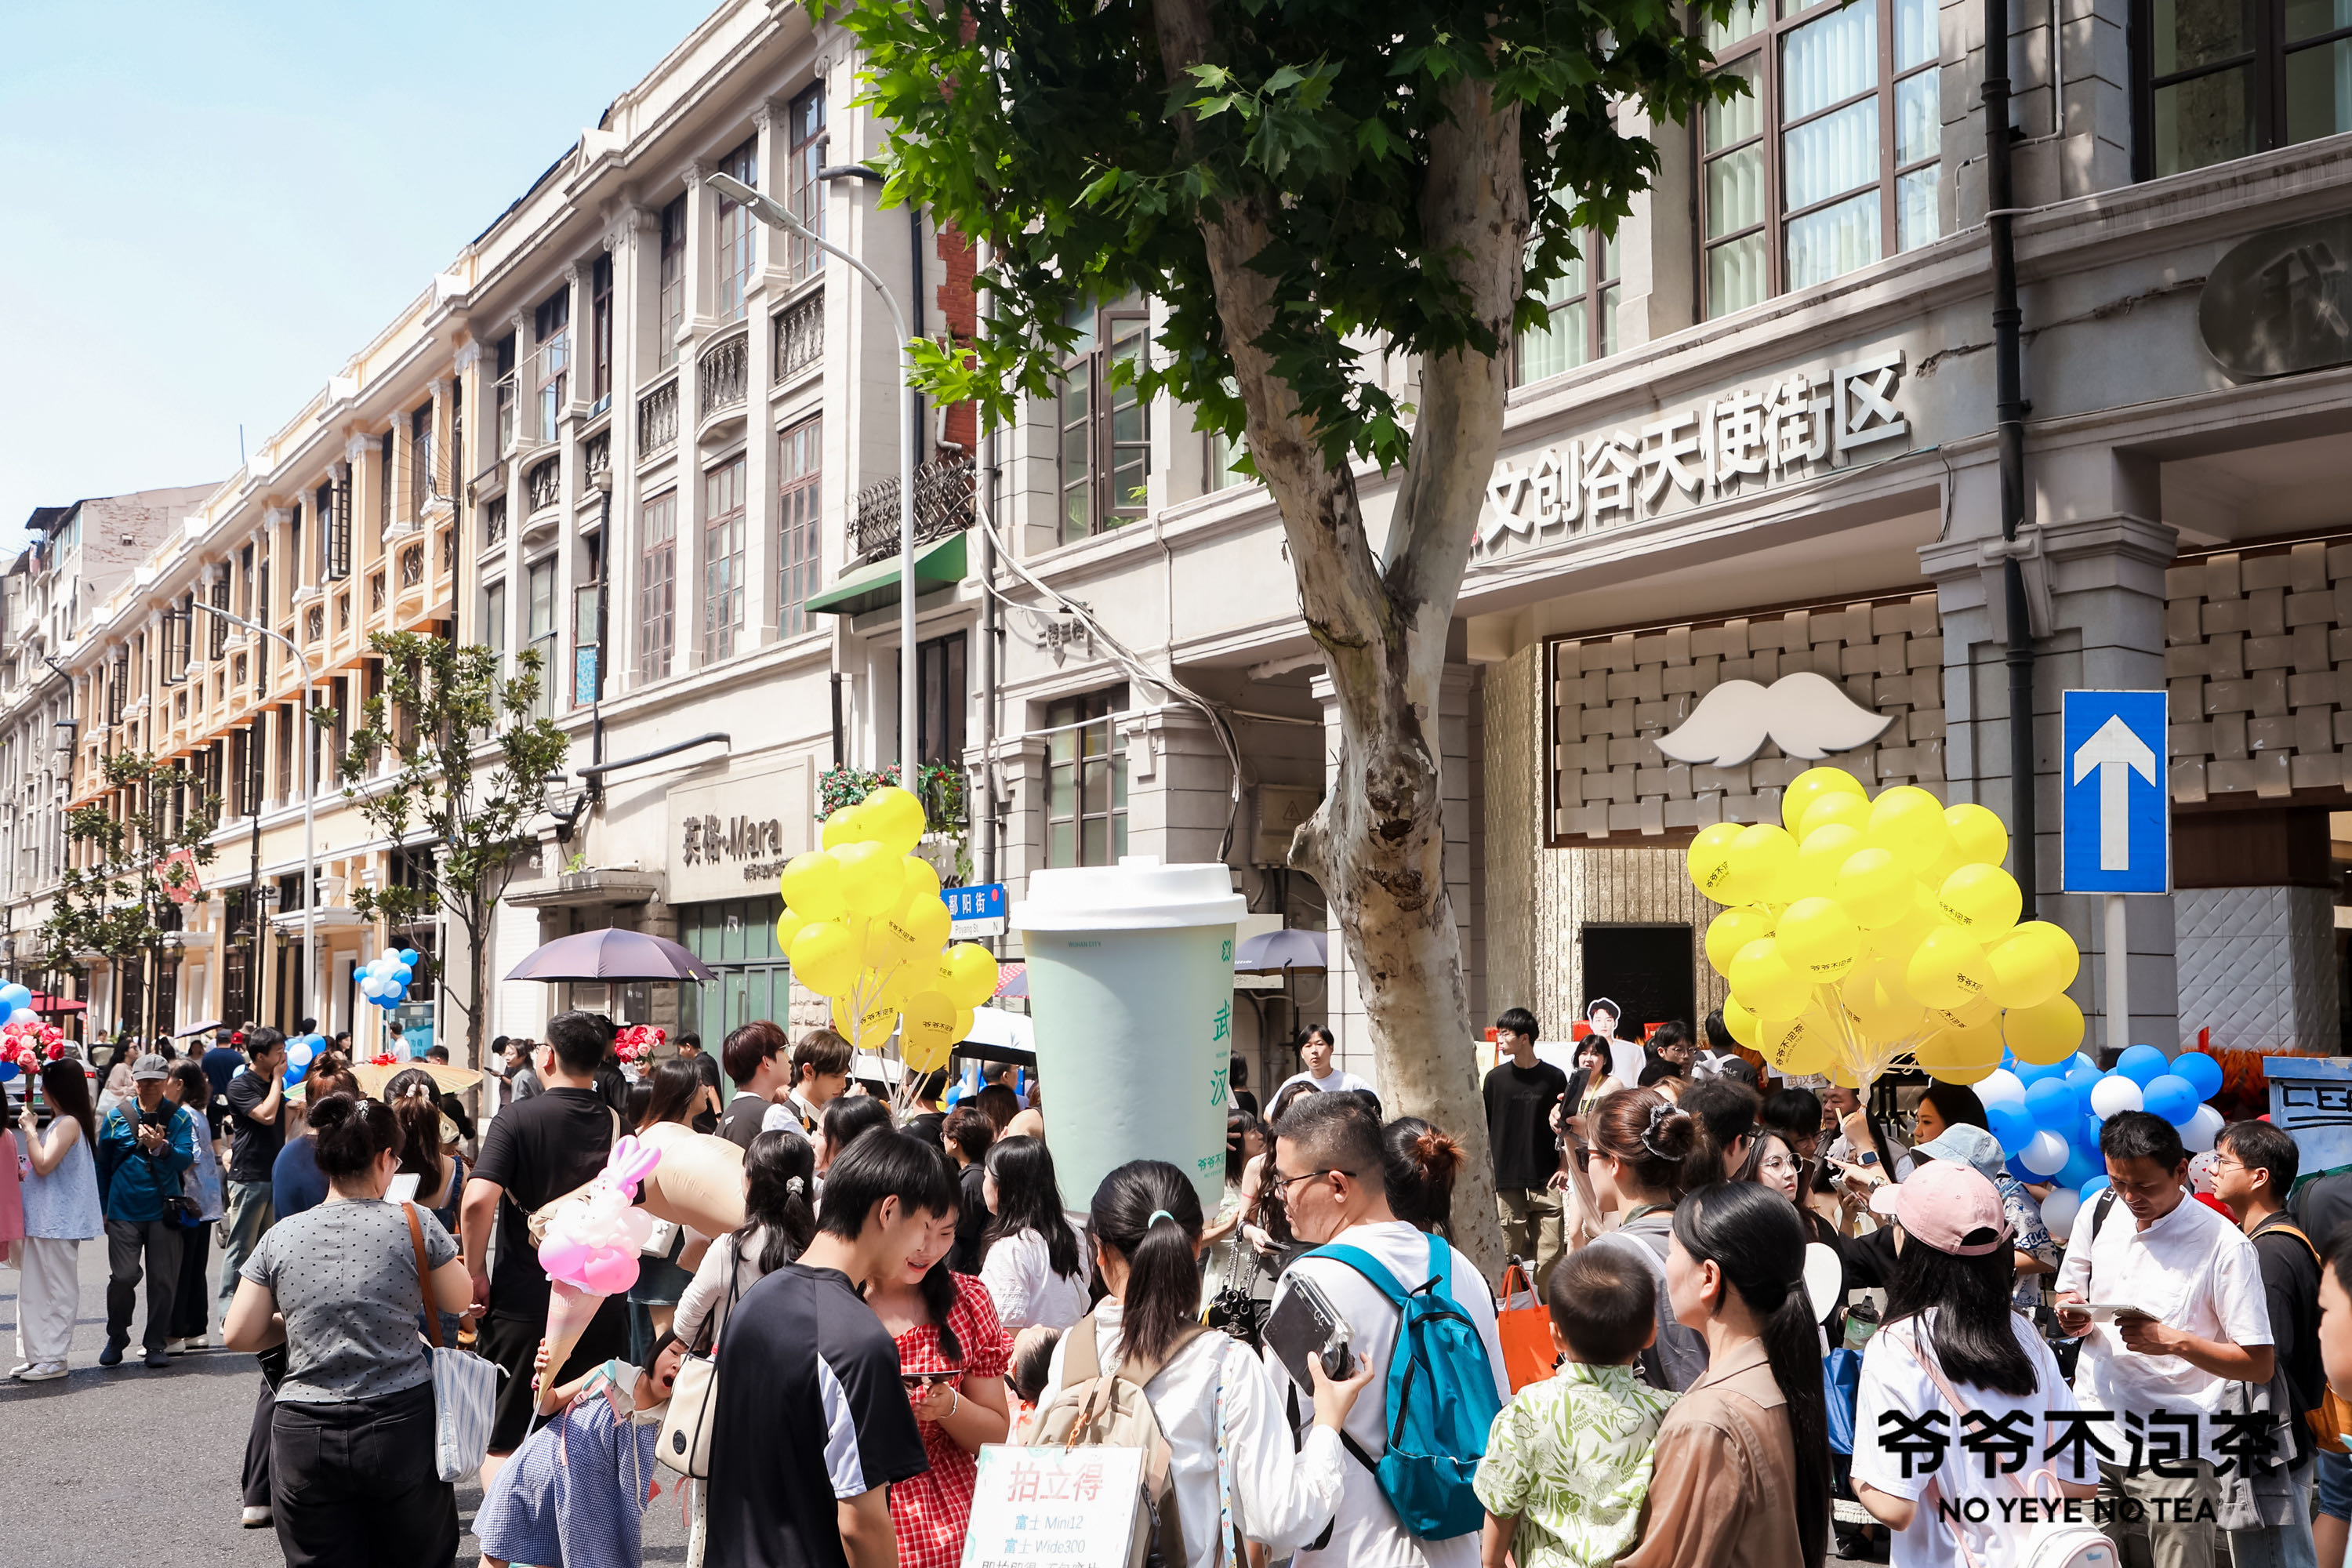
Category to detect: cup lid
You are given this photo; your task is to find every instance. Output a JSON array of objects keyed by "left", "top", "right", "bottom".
[{"left": 1013, "top": 857, "right": 1248, "bottom": 931}]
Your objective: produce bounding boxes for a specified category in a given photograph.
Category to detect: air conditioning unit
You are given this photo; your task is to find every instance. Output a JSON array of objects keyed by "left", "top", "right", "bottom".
[{"left": 1252, "top": 785, "right": 1321, "bottom": 867}]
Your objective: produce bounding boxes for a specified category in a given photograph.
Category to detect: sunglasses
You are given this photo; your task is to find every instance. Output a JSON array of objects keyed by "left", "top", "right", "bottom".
[{"left": 901, "top": 1371, "right": 960, "bottom": 1392}]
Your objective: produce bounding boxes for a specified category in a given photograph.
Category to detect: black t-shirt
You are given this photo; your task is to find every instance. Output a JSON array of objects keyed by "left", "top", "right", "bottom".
[
  {"left": 1483, "top": 1058, "right": 1570, "bottom": 1189},
  {"left": 2293, "top": 1171, "right": 2352, "bottom": 1255},
  {"left": 708, "top": 1263, "right": 930, "bottom": 1568},
  {"left": 717, "top": 1092, "right": 772, "bottom": 1151},
  {"left": 2252, "top": 1216, "right": 2325, "bottom": 1456},
  {"left": 223, "top": 1068, "right": 285, "bottom": 1183},
  {"left": 905, "top": 1110, "right": 946, "bottom": 1150},
  {"left": 684, "top": 1052, "right": 724, "bottom": 1134},
  {"left": 470, "top": 1087, "right": 619, "bottom": 1320},
  {"left": 951, "top": 1161, "right": 990, "bottom": 1274}
]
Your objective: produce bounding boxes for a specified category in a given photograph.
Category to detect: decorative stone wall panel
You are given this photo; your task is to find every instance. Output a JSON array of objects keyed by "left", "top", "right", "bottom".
[{"left": 2163, "top": 537, "right": 2352, "bottom": 801}]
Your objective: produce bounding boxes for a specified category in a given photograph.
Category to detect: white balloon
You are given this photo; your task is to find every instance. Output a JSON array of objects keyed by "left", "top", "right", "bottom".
[
  {"left": 1978, "top": 1069, "right": 2027, "bottom": 1108},
  {"left": 286, "top": 1042, "right": 314, "bottom": 1067},
  {"left": 2040, "top": 1187, "right": 2082, "bottom": 1240},
  {"left": 2183, "top": 1103, "right": 2224, "bottom": 1154},
  {"left": 2020, "top": 1129, "right": 2071, "bottom": 1176},
  {"left": 2089, "top": 1075, "right": 2145, "bottom": 1120}
]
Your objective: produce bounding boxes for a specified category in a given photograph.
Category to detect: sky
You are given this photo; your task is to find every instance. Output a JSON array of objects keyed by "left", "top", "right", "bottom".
[{"left": 0, "top": 0, "right": 719, "bottom": 554}]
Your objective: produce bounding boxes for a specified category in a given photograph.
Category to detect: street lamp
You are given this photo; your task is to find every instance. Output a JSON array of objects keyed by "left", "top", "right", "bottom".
[
  {"left": 190, "top": 603, "right": 318, "bottom": 1030},
  {"left": 704, "top": 170, "right": 919, "bottom": 779}
]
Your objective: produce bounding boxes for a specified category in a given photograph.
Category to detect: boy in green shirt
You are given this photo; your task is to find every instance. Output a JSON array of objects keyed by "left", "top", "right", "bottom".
[{"left": 1474, "top": 1245, "right": 1678, "bottom": 1568}]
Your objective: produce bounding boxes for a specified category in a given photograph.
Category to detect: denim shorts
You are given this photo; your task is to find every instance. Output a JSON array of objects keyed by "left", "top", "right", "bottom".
[{"left": 2317, "top": 1446, "right": 2352, "bottom": 1521}]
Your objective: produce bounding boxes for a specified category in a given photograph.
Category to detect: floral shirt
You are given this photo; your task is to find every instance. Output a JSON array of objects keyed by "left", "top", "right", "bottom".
[
  {"left": 1474, "top": 1359, "right": 1678, "bottom": 1568},
  {"left": 1998, "top": 1174, "right": 2060, "bottom": 1312}
]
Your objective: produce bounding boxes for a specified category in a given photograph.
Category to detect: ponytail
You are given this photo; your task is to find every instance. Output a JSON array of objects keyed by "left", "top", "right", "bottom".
[
  {"left": 1381, "top": 1116, "right": 1465, "bottom": 1237},
  {"left": 1090, "top": 1160, "right": 1204, "bottom": 1367}
]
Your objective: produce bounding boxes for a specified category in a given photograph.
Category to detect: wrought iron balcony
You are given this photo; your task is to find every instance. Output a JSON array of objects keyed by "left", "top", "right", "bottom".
[
  {"left": 524, "top": 456, "right": 561, "bottom": 514},
  {"left": 774, "top": 289, "right": 822, "bottom": 383},
  {"left": 699, "top": 329, "right": 748, "bottom": 416},
  {"left": 853, "top": 454, "right": 976, "bottom": 561},
  {"left": 637, "top": 376, "right": 678, "bottom": 458}
]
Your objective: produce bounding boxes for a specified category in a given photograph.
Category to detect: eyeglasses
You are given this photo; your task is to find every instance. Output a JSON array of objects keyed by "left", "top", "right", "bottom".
[
  {"left": 901, "top": 1371, "right": 960, "bottom": 1392},
  {"left": 1270, "top": 1167, "right": 1349, "bottom": 1196}
]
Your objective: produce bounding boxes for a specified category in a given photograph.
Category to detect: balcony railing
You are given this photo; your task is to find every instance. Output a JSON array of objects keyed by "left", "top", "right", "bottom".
[
  {"left": 583, "top": 429, "right": 610, "bottom": 485},
  {"left": 774, "top": 289, "right": 822, "bottom": 383},
  {"left": 699, "top": 329, "right": 749, "bottom": 417},
  {"left": 398, "top": 544, "right": 425, "bottom": 592},
  {"left": 853, "top": 454, "right": 976, "bottom": 561},
  {"left": 638, "top": 376, "right": 678, "bottom": 458},
  {"left": 525, "top": 456, "right": 561, "bottom": 514}
]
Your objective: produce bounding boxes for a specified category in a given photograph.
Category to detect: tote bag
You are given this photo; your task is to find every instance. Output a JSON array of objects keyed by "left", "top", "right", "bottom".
[
  {"left": 659, "top": 1252, "right": 739, "bottom": 1478},
  {"left": 1494, "top": 1261, "right": 1555, "bottom": 1392},
  {"left": 406, "top": 1203, "right": 503, "bottom": 1482}
]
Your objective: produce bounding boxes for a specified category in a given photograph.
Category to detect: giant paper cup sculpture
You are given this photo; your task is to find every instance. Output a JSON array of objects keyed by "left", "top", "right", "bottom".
[
  {"left": 536, "top": 1135, "right": 662, "bottom": 1400},
  {"left": 1013, "top": 858, "right": 1247, "bottom": 1213},
  {"left": 1690, "top": 767, "right": 2085, "bottom": 1091}
]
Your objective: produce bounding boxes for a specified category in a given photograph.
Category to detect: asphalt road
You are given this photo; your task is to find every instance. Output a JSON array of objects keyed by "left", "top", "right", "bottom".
[{"left": 0, "top": 1235, "right": 689, "bottom": 1566}]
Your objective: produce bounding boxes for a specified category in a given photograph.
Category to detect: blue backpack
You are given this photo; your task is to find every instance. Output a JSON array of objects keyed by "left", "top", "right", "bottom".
[{"left": 1307, "top": 1232, "right": 1504, "bottom": 1541}]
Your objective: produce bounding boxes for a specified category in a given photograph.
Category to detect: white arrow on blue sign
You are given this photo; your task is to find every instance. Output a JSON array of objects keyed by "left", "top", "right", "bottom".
[{"left": 2060, "top": 690, "right": 2169, "bottom": 895}]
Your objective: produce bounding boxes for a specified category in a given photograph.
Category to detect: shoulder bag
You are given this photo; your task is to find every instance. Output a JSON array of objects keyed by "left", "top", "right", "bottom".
[
  {"left": 407, "top": 1203, "right": 503, "bottom": 1481},
  {"left": 658, "top": 1239, "right": 740, "bottom": 1479}
]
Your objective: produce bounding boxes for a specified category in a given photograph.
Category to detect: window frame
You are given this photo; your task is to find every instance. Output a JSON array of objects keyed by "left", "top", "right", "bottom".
[
  {"left": 524, "top": 557, "right": 557, "bottom": 720},
  {"left": 788, "top": 85, "right": 827, "bottom": 284},
  {"left": 2132, "top": 0, "right": 2352, "bottom": 177},
  {"left": 1697, "top": 0, "right": 1942, "bottom": 319},
  {"left": 713, "top": 138, "right": 760, "bottom": 325},
  {"left": 534, "top": 287, "right": 571, "bottom": 441},
  {"left": 1511, "top": 226, "right": 1624, "bottom": 387},
  {"left": 702, "top": 455, "right": 749, "bottom": 662},
  {"left": 589, "top": 252, "right": 615, "bottom": 412},
  {"left": 1043, "top": 684, "right": 1131, "bottom": 869},
  {"left": 1055, "top": 307, "right": 1152, "bottom": 544},
  {"left": 639, "top": 490, "right": 677, "bottom": 682},
  {"left": 657, "top": 198, "right": 688, "bottom": 372},
  {"left": 776, "top": 416, "right": 822, "bottom": 641}
]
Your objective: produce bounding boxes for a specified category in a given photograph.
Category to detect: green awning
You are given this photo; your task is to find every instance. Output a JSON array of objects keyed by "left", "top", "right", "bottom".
[{"left": 805, "top": 532, "right": 968, "bottom": 617}]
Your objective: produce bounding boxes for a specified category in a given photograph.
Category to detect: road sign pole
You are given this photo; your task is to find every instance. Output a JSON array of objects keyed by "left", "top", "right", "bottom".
[{"left": 2105, "top": 892, "right": 2129, "bottom": 1057}]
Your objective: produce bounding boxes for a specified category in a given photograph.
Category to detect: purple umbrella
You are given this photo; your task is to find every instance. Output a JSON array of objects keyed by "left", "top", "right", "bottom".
[{"left": 504, "top": 928, "right": 717, "bottom": 983}]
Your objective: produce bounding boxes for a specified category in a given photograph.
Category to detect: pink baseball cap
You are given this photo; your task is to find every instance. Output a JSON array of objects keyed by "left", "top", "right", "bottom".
[{"left": 1868, "top": 1160, "right": 2013, "bottom": 1257}]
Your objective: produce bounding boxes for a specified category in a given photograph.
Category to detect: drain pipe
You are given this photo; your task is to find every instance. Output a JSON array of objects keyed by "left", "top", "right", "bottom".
[
  {"left": 1984, "top": 0, "right": 2036, "bottom": 917},
  {"left": 975, "top": 238, "right": 1000, "bottom": 887}
]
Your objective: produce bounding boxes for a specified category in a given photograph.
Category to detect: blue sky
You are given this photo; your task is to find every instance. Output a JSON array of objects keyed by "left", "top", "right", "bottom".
[{"left": 0, "top": 0, "right": 717, "bottom": 550}]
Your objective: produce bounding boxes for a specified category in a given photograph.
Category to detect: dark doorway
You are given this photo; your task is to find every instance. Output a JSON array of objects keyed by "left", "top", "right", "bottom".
[{"left": 1580, "top": 925, "right": 1695, "bottom": 1038}]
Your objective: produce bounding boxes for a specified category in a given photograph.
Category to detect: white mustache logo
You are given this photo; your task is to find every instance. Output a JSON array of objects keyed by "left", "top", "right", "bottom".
[{"left": 1652, "top": 671, "right": 1896, "bottom": 768}]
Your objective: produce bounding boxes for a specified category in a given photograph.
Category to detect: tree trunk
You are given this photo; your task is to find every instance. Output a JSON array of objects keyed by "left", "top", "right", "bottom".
[{"left": 1151, "top": 0, "right": 1528, "bottom": 1275}]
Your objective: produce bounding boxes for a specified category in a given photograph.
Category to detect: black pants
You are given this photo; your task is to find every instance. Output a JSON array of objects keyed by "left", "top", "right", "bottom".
[
  {"left": 479, "top": 1294, "right": 630, "bottom": 1454},
  {"left": 242, "top": 1345, "right": 286, "bottom": 1510},
  {"left": 170, "top": 1220, "right": 213, "bottom": 1338},
  {"left": 270, "top": 1381, "right": 457, "bottom": 1567},
  {"left": 104, "top": 1218, "right": 184, "bottom": 1352}
]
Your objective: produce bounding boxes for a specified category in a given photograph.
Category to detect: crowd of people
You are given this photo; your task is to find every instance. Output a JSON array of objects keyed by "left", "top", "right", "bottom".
[{"left": 16, "top": 1000, "right": 2352, "bottom": 1568}]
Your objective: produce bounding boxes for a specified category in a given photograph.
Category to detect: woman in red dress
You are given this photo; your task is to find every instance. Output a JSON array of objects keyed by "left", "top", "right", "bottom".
[{"left": 867, "top": 1134, "right": 1013, "bottom": 1568}]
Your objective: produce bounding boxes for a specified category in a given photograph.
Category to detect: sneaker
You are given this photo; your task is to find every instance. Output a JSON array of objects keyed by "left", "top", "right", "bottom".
[
  {"left": 163, "top": 1338, "right": 187, "bottom": 1355},
  {"left": 17, "top": 1363, "right": 66, "bottom": 1382},
  {"left": 183, "top": 1331, "right": 210, "bottom": 1350},
  {"left": 240, "top": 1507, "right": 272, "bottom": 1530},
  {"left": 6, "top": 1361, "right": 31, "bottom": 1378},
  {"left": 97, "top": 1339, "right": 125, "bottom": 1368},
  {"left": 143, "top": 1348, "right": 172, "bottom": 1370}
]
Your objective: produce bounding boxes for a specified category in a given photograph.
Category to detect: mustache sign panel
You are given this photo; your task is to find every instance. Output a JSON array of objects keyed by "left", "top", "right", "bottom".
[{"left": 1652, "top": 671, "right": 1896, "bottom": 768}]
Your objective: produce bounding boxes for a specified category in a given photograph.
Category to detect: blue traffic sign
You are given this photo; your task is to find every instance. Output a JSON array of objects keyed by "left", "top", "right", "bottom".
[
  {"left": 943, "top": 883, "right": 1006, "bottom": 923},
  {"left": 2060, "top": 690, "right": 2169, "bottom": 895}
]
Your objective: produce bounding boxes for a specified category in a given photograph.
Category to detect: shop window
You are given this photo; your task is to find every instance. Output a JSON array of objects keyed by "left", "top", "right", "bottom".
[
  {"left": 1044, "top": 684, "right": 1129, "bottom": 868},
  {"left": 777, "top": 418, "right": 821, "bottom": 639},
  {"left": 1058, "top": 306, "right": 1150, "bottom": 543},
  {"left": 2136, "top": 0, "right": 2352, "bottom": 176},
  {"left": 1700, "top": 0, "right": 1941, "bottom": 317}
]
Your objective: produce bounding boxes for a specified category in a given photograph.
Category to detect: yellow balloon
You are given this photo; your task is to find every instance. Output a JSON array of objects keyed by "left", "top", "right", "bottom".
[
  {"left": 1867, "top": 785, "right": 1955, "bottom": 876},
  {"left": 1800, "top": 791, "right": 1871, "bottom": 840},
  {"left": 820, "top": 804, "right": 868, "bottom": 849},
  {"left": 952, "top": 1007, "right": 974, "bottom": 1045},
  {"left": 1728, "top": 822, "right": 1799, "bottom": 905},
  {"left": 778, "top": 851, "right": 846, "bottom": 924},
  {"left": 1777, "top": 897, "right": 1860, "bottom": 982},
  {"left": 2005, "top": 993, "right": 2086, "bottom": 1064},
  {"left": 899, "top": 990, "right": 958, "bottom": 1071},
  {"left": 1722, "top": 995, "right": 1763, "bottom": 1049},
  {"left": 775, "top": 909, "right": 810, "bottom": 956},
  {"left": 864, "top": 909, "right": 920, "bottom": 971},
  {"left": 1730, "top": 937, "right": 1810, "bottom": 1018},
  {"left": 861, "top": 786, "right": 929, "bottom": 856},
  {"left": 789, "top": 920, "right": 862, "bottom": 996},
  {"left": 1944, "top": 802, "right": 2009, "bottom": 869},
  {"left": 1937, "top": 862, "right": 2023, "bottom": 939},
  {"left": 904, "top": 894, "right": 952, "bottom": 956},
  {"left": 1841, "top": 958, "right": 1924, "bottom": 1037},
  {"left": 2010, "top": 921, "right": 2081, "bottom": 991},
  {"left": 1835, "top": 847, "right": 1915, "bottom": 928},
  {"left": 1760, "top": 1007, "right": 1837, "bottom": 1076},
  {"left": 1780, "top": 767, "right": 1867, "bottom": 835},
  {"left": 1826, "top": 1058, "right": 1864, "bottom": 1088},
  {"left": 941, "top": 942, "right": 1001, "bottom": 1009},
  {"left": 1793, "top": 823, "right": 1864, "bottom": 902},
  {"left": 1866, "top": 880, "right": 1951, "bottom": 964},
  {"left": 1686, "top": 822, "right": 1743, "bottom": 903},
  {"left": 1985, "top": 921, "right": 2075, "bottom": 1010},
  {"left": 833, "top": 840, "right": 907, "bottom": 917},
  {"left": 874, "top": 960, "right": 918, "bottom": 1010},
  {"left": 1915, "top": 1017, "right": 2004, "bottom": 1083},
  {"left": 1704, "top": 908, "right": 1777, "bottom": 978},
  {"left": 852, "top": 1000, "right": 900, "bottom": 1051},
  {"left": 1925, "top": 992, "right": 1998, "bottom": 1030},
  {"left": 1904, "top": 926, "right": 1993, "bottom": 1011}
]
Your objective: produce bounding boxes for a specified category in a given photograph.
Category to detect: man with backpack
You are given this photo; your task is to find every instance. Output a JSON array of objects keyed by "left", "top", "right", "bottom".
[{"left": 1264, "top": 1093, "right": 1508, "bottom": 1568}]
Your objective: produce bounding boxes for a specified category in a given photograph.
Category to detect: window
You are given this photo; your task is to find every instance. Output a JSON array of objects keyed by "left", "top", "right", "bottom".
[
  {"left": 525, "top": 558, "right": 557, "bottom": 719},
  {"left": 573, "top": 529, "right": 604, "bottom": 707},
  {"left": 535, "top": 288, "right": 570, "bottom": 441},
  {"left": 1700, "top": 0, "right": 1940, "bottom": 317},
  {"left": 917, "top": 631, "right": 967, "bottom": 766},
  {"left": 714, "top": 138, "right": 759, "bottom": 324},
  {"left": 658, "top": 198, "right": 688, "bottom": 371},
  {"left": 1058, "top": 307, "right": 1150, "bottom": 543},
  {"left": 409, "top": 402, "right": 434, "bottom": 518},
  {"left": 274, "top": 703, "right": 294, "bottom": 803},
  {"left": 788, "top": 85, "right": 827, "bottom": 282},
  {"left": 320, "top": 479, "right": 349, "bottom": 580},
  {"left": 702, "top": 456, "right": 748, "bottom": 661},
  {"left": 589, "top": 252, "right": 615, "bottom": 412},
  {"left": 640, "top": 491, "right": 677, "bottom": 681},
  {"left": 483, "top": 579, "right": 507, "bottom": 670},
  {"left": 1044, "top": 685, "right": 1129, "bottom": 867},
  {"left": 777, "top": 418, "right": 821, "bottom": 639},
  {"left": 1514, "top": 227, "right": 1622, "bottom": 383},
  {"left": 1207, "top": 426, "right": 1250, "bottom": 490},
  {"left": 495, "top": 333, "right": 518, "bottom": 455},
  {"left": 2138, "top": 0, "right": 2352, "bottom": 175}
]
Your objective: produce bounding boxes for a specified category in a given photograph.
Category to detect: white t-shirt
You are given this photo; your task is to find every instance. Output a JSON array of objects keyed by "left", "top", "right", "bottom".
[
  {"left": 1263, "top": 1220, "right": 1508, "bottom": 1568},
  {"left": 978, "top": 1226, "right": 1091, "bottom": 1333},
  {"left": 1600, "top": 1036, "right": 1646, "bottom": 1090},
  {"left": 2054, "top": 1188, "right": 2272, "bottom": 1423},
  {"left": 1275, "top": 1068, "right": 1376, "bottom": 1102},
  {"left": 1852, "top": 1312, "right": 2094, "bottom": 1568}
]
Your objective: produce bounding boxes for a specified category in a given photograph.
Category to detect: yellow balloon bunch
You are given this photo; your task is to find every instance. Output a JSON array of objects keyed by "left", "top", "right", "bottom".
[
  {"left": 775, "top": 786, "right": 1000, "bottom": 1073},
  {"left": 1688, "top": 768, "right": 2084, "bottom": 1088}
]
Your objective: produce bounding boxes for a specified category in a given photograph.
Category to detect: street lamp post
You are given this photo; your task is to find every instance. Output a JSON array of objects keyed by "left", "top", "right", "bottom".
[
  {"left": 704, "top": 170, "right": 920, "bottom": 779},
  {"left": 191, "top": 604, "right": 318, "bottom": 1031}
]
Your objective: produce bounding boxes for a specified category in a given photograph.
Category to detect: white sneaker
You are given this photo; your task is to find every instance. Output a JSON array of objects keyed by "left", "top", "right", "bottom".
[
  {"left": 17, "top": 1363, "right": 65, "bottom": 1382},
  {"left": 240, "top": 1507, "right": 271, "bottom": 1529},
  {"left": 163, "top": 1338, "right": 188, "bottom": 1356},
  {"left": 6, "top": 1362, "right": 31, "bottom": 1378},
  {"left": 185, "top": 1331, "right": 210, "bottom": 1349}
]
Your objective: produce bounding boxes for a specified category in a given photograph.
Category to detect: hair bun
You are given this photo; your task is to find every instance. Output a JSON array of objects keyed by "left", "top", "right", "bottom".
[{"left": 307, "top": 1092, "right": 353, "bottom": 1130}]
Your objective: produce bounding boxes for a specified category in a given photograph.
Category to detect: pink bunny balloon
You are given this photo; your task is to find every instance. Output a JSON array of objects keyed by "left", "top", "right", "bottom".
[{"left": 536, "top": 1136, "right": 666, "bottom": 1293}]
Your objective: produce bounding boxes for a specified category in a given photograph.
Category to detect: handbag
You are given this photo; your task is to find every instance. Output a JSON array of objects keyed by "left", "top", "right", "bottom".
[
  {"left": 406, "top": 1203, "right": 503, "bottom": 1482},
  {"left": 1821, "top": 1345, "right": 1860, "bottom": 1456},
  {"left": 1494, "top": 1261, "right": 1555, "bottom": 1392},
  {"left": 659, "top": 1240, "right": 740, "bottom": 1478}
]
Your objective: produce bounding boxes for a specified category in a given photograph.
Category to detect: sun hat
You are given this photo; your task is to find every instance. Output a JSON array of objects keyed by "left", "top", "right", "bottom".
[
  {"left": 1909, "top": 1123, "right": 2007, "bottom": 1184},
  {"left": 1868, "top": 1159, "right": 2013, "bottom": 1256}
]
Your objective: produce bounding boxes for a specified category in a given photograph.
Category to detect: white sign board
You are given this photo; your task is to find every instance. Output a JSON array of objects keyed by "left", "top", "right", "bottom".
[{"left": 961, "top": 1443, "right": 1142, "bottom": 1568}]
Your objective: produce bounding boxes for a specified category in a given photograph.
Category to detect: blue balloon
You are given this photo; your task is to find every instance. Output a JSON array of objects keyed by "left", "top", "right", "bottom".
[
  {"left": 2079, "top": 1173, "right": 2111, "bottom": 1200},
  {"left": 0, "top": 1060, "right": 16, "bottom": 1083},
  {"left": 2173, "top": 1051, "right": 2223, "bottom": 1102},
  {"left": 2070, "top": 1052, "right": 2100, "bottom": 1076},
  {"left": 399, "top": 948, "right": 420, "bottom": 965},
  {"left": 2059, "top": 1149, "right": 2104, "bottom": 1192},
  {"left": 2115, "top": 1044, "right": 2169, "bottom": 1087},
  {"left": 2065, "top": 1062, "right": 2103, "bottom": 1094},
  {"left": 1987, "top": 1102, "right": 2035, "bottom": 1158},
  {"left": 0, "top": 983, "right": 30, "bottom": 1012},
  {"left": 2025, "top": 1077, "right": 2079, "bottom": 1131},
  {"left": 282, "top": 1064, "right": 307, "bottom": 1088},
  {"left": 2143, "top": 1074, "right": 2198, "bottom": 1126},
  {"left": 2076, "top": 1112, "right": 2107, "bottom": 1154}
]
